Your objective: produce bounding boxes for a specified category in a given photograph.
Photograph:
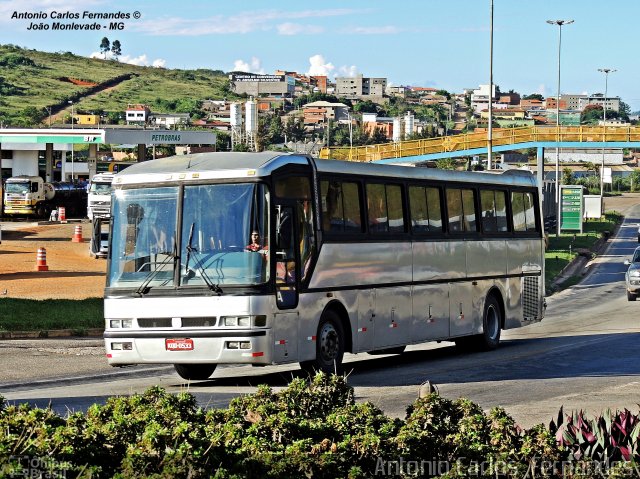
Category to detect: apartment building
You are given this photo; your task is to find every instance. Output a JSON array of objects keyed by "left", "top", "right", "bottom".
[
  {"left": 580, "top": 93, "right": 621, "bottom": 112},
  {"left": 335, "top": 74, "right": 387, "bottom": 100}
]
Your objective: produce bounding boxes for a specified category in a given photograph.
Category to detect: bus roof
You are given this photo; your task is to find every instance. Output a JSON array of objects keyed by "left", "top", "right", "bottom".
[
  {"left": 313, "top": 158, "right": 537, "bottom": 188},
  {"left": 113, "top": 152, "right": 536, "bottom": 189}
]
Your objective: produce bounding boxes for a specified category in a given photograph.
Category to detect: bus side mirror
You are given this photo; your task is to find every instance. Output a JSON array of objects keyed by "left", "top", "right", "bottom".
[{"left": 127, "top": 203, "right": 144, "bottom": 224}]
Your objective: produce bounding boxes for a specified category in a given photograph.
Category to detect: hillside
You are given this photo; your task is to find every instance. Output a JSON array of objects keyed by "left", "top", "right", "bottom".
[{"left": 0, "top": 44, "right": 234, "bottom": 126}]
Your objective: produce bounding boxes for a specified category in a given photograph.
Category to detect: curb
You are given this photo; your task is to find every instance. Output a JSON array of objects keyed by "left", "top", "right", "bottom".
[
  {"left": 0, "top": 328, "right": 103, "bottom": 339},
  {"left": 549, "top": 222, "right": 620, "bottom": 291}
]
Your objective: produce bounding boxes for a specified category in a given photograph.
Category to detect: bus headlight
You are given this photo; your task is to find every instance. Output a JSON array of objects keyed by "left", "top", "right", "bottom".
[
  {"left": 109, "top": 319, "right": 133, "bottom": 328},
  {"left": 223, "top": 316, "right": 251, "bottom": 327}
]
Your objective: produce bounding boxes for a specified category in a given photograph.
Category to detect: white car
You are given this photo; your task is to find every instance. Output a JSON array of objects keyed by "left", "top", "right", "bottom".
[{"left": 624, "top": 246, "right": 640, "bottom": 300}]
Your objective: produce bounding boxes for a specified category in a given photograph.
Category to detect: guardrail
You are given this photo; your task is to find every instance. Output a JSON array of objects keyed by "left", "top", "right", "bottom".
[{"left": 319, "top": 126, "right": 640, "bottom": 162}]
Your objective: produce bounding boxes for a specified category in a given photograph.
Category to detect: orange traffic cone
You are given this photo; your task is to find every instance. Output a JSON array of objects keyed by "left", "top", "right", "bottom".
[
  {"left": 36, "top": 247, "right": 49, "bottom": 271},
  {"left": 72, "top": 225, "right": 83, "bottom": 242}
]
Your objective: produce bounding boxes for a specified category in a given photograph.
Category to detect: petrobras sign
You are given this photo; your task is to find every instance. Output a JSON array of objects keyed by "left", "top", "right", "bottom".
[{"left": 104, "top": 129, "right": 217, "bottom": 145}]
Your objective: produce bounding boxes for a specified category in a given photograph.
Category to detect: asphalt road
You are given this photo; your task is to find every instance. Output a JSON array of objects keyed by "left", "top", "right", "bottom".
[{"left": 2, "top": 205, "right": 640, "bottom": 428}]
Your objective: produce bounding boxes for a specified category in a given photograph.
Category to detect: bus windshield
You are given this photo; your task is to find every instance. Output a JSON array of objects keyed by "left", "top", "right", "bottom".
[
  {"left": 89, "top": 182, "right": 113, "bottom": 194},
  {"left": 107, "top": 183, "right": 270, "bottom": 290}
]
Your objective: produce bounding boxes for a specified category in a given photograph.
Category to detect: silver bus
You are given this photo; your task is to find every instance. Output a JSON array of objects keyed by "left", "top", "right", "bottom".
[{"left": 104, "top": 152, "right": 544, "bottom": 380}]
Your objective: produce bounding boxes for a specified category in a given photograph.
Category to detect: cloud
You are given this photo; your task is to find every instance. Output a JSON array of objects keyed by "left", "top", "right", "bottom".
[
  {"left": 307, "top": 54, "right": 335, "bottom": 76},
  {"left": 232, "top": 57, "right": 264, "bottom": 74},
  {"left": 89, "top": 50, "right": 166, "bottom": 67},
  {"left": 349, "top": 25, "right": 403, "bottom": 35},
  {"left": 338, "top": 65, "right": 359, "bottom": 77},
  {"left": 537, "top": 84, "right": 546, "bottom": 96},
  {"left": 132, "top": 8, "right": 364, "bottom": 36},
  {"left": 276, "top": 22, "right": 324, "bottom": 35}
]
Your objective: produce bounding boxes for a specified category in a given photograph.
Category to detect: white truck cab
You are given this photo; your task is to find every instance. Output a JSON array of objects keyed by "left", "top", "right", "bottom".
[{"left": 87, "top": 173, "right": 115, "bottom": 220}]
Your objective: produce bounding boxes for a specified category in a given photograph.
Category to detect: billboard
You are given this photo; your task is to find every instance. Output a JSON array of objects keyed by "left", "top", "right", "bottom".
[{"left": 230, "top": 74, "right": 286, "bottom": 83}]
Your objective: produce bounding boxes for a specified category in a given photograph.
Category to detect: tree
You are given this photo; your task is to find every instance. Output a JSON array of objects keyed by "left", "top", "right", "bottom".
[
  {"left": 435, "top": 89, "right": 451, "bottom": 100},
  {"left": 523, "top": 93, "right": 544, "bottom": 101},
  {"left": 580, "top": 104, "right": 603, "bottom": 125},
  {"left": 619, "top": 101, "right": 631, "bottom": 122},
  {"left": 99, "top": 37, "right": 110, "bottom": 59},
  {"left": 353, "top": 100, "right": 379, "bottom": 114},
  {"left": 435, "top": 158, "right": 457, "bottom": 170},
  {"left": 267, "top": 114, "right": 284, "bottom": 144},
  {"left": 111, "top": 40, "right": 122, "bottom": 61},
  {"left": 284, "top": 117, "right": 305, "bottom": 142},
  {"left": 630, "top": 170, "right": 640, "bottom": 192},
  {"left": 562, "top": 167, "right": 574, "bottom": 185},
  {"left": 367, "top": 126, "right": 389, "bottom": 145}
]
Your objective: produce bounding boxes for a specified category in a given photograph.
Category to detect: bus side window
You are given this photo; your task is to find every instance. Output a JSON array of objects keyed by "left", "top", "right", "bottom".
[{"left": 320, "top": 180, "right": 362, "bottom": 233}]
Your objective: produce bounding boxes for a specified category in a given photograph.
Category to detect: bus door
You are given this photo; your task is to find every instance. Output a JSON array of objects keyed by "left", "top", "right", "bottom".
[{"left": 274, "top": 204, "right": 298, "bottom": 309}]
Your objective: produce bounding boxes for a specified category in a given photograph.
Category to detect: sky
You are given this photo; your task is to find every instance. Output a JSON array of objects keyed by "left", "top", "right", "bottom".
[{"left": 1, "top": 0, "right": 639, "bottom": 110}]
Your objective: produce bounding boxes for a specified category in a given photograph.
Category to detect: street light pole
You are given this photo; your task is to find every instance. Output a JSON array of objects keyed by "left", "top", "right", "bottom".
[
  {"left": 68, "top": 100, "right": 74, "bottom": 182},
  {"left": 487, "top": 0, "right": 494, "bottom": 170},
  {"left": 547, "top": 19, "right": 574, "bottom": 237},
  {"left": 598, "top": 68, "right": 616, "bottom": 216}
]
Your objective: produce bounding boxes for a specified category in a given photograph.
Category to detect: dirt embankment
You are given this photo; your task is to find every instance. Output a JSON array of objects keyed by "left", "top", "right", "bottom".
[{"left": 0, "top": 222, "right": 106, "bottom": 300}]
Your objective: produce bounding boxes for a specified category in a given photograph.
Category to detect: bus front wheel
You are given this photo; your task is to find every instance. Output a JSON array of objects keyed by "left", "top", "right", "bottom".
[
  {"left": 173, "top": 363, "right": 217, "bottom": 381},
  {"left": 300, "top": 311, "right": 345, "bottom": 375}
]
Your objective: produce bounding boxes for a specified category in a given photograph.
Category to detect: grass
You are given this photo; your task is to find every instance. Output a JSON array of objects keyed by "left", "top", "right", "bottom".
[
  {"left": 0, "top": 298, "right": 103, "bottom": 332},
  {"left": 0, "top": 44, "right": 233, "bottom": 123},
  {"left": 545, "top": 211, "right": 622, "bottom": 293}
]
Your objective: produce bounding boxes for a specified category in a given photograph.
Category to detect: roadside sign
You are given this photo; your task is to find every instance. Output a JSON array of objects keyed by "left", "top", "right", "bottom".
[{"left": 560, "top": 185, "right": 583, "bottom": 232}]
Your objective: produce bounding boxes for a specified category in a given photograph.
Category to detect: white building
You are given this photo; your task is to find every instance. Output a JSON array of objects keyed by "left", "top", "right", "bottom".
[
  {"left": 470, "top": 84, "right": 499, "bottom": 113},
  {"left": 579, "top": 94, "right": 621, "bottom": 112},
  {"left": 543, "top": 148, "right": 623, "bottom": 165},
  {"left": 151, "top": 113, "right": 191, "bottom": 128}
]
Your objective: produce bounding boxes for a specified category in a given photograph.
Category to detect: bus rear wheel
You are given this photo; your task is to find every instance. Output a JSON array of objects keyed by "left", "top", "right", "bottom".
[
  {"left": 173, "top": 363, "right": 217, "bottom": 380},
  {"left": 300, "top": 310, "right": 345, "bottom": 375},
  {"left": 455, "top": 295, "right": 502, "bottom": 352}
]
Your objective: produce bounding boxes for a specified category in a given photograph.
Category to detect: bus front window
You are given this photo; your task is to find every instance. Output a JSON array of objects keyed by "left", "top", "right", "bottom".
[
  {"left": 107, "top": 187, "right": 179, "bottom": 289},
  {"left": 180, "top": 183, "right": 270, "bottom": 287}
]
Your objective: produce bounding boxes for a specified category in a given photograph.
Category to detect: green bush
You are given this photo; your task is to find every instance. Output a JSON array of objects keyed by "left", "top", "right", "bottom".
[{"left": 0, "top": 374, "right": 639, "bottom": 478}]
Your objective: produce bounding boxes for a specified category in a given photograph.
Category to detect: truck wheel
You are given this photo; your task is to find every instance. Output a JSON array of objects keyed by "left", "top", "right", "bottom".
[
  {"left": 627, "top": 291, "right": 637, "bottom": 301},
  {"left": 300, "top": 310, "right": 345, "bottom": 375},
  {"left": 173, "top": 364, "right": 216, "bottom": 380}
]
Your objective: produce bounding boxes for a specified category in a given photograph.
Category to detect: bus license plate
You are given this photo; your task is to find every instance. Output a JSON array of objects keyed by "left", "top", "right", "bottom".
[{"left": 165, "top": 338, "right": 194, "bottom": 351}]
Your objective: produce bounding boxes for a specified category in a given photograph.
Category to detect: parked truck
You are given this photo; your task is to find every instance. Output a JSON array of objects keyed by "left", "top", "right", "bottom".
[
  {"left": 87, "top": 173, "right": 114, "bottom": 220},
  {"left": 3, "top": 175, "right": 87, "bottom": 218}
]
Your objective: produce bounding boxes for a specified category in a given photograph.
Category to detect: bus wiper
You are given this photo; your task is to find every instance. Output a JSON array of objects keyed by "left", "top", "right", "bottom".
[
  {"left": 188, "top": 252, "right": 223, "bottom": 294},
  {"left": 183, "top": 223, "right": 223, "bottom": 294},
  {"left": 184, "top": 222, "right": 195, "bottom": 276},
  {"left": 133, "top": 247, "right": 177, "bottom": 297}
]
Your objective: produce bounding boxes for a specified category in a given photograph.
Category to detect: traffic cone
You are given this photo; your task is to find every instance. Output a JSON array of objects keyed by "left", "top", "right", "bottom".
[
  {"left": 36, "top": 247, "right": 49, "bottom": 271},
  {"left": 58, "top": 206, "right": 66, "bottom": 223},
  {"left": 72, "top": 225, "right": 83, "bottom": 242}
]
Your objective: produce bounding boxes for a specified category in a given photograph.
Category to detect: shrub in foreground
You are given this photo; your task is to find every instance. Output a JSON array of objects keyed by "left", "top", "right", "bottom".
[{"left": 0, "top": 374, "right": 639, "bottom": 478}]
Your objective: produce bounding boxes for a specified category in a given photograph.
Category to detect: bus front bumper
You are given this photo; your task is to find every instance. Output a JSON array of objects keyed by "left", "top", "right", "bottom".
[{"left": 104, "top": 329, "right": 272, "bottom": 366}]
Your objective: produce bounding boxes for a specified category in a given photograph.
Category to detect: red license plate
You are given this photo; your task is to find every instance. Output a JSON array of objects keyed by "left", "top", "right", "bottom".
[{"left": 165, "top": 338, "right": 194, "bottom": 351}]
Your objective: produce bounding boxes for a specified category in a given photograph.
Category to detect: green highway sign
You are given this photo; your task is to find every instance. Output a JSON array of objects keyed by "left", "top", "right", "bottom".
[{"left": 560, "top": 185, "right": 583, "bottom": 233}]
